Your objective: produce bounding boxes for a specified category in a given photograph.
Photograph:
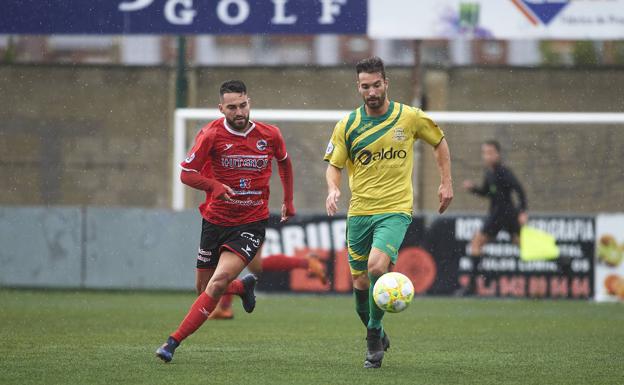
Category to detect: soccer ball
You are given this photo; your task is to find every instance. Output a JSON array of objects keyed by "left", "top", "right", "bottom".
[{"left": 373, "top": 272, "right": 415, "bottom": 313}]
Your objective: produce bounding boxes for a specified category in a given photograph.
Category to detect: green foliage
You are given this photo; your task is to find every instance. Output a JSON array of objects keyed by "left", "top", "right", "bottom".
[
  {"left": 1, "top": 290, "right": 622, "bottom": 385},
  {"left": 539, "top": 41, "right": 562, "bottom": 66},
  {"left": 2, "top": 36, "right": 16, "bottom": 64},
  {"left": 572, "top": 41, "right": 599, "bottom": 66},
  {"left": 613, "top": 41, "right": 624, "bottom": 65}
]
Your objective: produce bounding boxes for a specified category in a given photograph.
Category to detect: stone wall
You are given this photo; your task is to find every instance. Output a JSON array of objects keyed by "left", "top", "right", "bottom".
[
  {"left": 0, "top": 64, "right": 174, "bottom": 207},
  {"left": 420, "top": 68, "right": 624, "bottom": 213},
  {"left": 1, "top": 64, "right": 622, "bottom": 214}
]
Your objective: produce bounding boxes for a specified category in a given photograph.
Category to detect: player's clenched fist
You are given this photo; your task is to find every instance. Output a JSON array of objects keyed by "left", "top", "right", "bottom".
[
  {"left": 216, "top": 184, "right": 235, "bottom": 201},
  {"left": 326, "top": 188, "right": 341, "bottom": 216},
  {"left": 281, "top": 201, "right": 296, "bottom": 222},
  {"left": 438, "top": 181, "right": 453, "bottom": 214}
]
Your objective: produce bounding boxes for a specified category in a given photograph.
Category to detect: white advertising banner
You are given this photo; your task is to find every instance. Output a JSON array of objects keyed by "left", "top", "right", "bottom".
[
  {"left": 369, "top": 0, "right": 624, "bottom": 40},
  {"left": 595, "top": 214, "right": 624, "bottom": 302}
]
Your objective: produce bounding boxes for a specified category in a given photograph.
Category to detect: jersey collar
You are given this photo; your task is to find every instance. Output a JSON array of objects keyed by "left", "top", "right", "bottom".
[
  {"left": 361, "top": 100, "right": 395, "bottom": 122},
  {"left": 223, "top": 118, "right": 256, "bottom": 137}
]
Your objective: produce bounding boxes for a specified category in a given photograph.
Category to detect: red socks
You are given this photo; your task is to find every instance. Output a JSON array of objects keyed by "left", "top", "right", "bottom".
[
  {"left": 171, "top": 292, "right": 217, "bottom": 342},
  {"left": 215, "top": 279, "right": 243, "bottom": 311},
  {"left": 262, "top": 254, "right": 308, "bottom": 272},
  {"left": 219, "top": 294, "right": 233, "bottom": 309},
  {"left": 225, "top": 279, "right": 244, "bottom": 295},
  {"left": 171, "top": 279, "right": 244, "bottom": 334}
]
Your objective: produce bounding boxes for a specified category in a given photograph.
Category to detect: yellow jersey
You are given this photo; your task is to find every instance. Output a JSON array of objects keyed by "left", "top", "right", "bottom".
[{"left": 324, "top": 101, "right": 444, "bottom": 217}]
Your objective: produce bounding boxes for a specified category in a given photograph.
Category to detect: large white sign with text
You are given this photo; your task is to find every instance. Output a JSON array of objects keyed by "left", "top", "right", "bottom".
[{"left": 369, "top": 0, "right": 624, "bottom": 39}]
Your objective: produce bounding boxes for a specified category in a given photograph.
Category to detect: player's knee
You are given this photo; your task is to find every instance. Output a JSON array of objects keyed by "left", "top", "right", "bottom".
[
  {"left": 367, "top": 257, "right": 388, "bottom": 277},
  {"left": 206, "top": 272, "right": 230, "bottom": 296},
  {"left": 368, "top": 264, "right": 386, "bottom": 278},
  {"left": 367, "top": 248, "right": 391, "bottom": 277}
]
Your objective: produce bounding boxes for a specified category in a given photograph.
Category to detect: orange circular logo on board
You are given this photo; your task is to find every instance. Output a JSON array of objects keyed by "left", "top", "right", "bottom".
[{"left": 393, "top": 247, "right": 437, "bottom": 294}]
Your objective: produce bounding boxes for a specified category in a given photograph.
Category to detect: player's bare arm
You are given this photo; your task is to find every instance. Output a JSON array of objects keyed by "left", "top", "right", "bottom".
[
  {"left": 278, "top": 156, "right": 296, "bottom": 222},
  {"left": 325, "top": 164, "right": 342, "bottom": 216},
  {"left": 463, "top": 176, "right": 487, "bottom": 196},
  {"left": 518, "top": 211, "right": 528, "bottom": 225},
  {"left": 462, "top": 179, "right": 475, "bottom": 191},
  {"left": 434, "top": 138, "right": 453, "bottom": 214}
]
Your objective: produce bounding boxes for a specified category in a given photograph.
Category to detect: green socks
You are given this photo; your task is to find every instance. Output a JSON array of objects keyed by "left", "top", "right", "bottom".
[
  {"left": 367, "top": 273, "right": 385, "bottom": 331},
  {"left": 354, "top": 274, "right": 386, "bottom": 337},
  {"left": 354, "top": 288, "right": 370, "bottom": 327}
]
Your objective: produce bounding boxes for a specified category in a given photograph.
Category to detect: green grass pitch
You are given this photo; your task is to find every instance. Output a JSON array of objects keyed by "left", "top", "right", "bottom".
[{"left": 1, "top": 290, "right": 622, "bottom": 385}]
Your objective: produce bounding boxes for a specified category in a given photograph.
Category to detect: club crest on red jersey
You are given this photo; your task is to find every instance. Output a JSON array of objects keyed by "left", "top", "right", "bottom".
[
  {"left": 239, "top": 178, "right": 251, "bottom": 189},
  {"left": 256, "top": 139, "right": 268, "bottom": 151}
]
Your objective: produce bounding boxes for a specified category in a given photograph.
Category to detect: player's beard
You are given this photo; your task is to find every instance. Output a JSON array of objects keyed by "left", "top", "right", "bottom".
[
  {"left": 227, "top": 114, "right": 250, "bottom": 131},
  {"left": 364, "top": 91, "right": 387, "bottom": 111}
]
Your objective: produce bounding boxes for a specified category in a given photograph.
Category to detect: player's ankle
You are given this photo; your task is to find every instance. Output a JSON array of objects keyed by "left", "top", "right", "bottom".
[{"left": 168, "top": 335, "right": 181, "bottom": 347}]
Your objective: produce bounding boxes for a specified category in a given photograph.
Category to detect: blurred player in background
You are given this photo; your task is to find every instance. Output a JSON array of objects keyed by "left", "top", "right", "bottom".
[
  {"left": 207, "top": 250, "right": 328, "bottom": 319},
  {"left": 462, "top": 140, "right": 528, "bottom": 293},
  {"left": 156, "top": 80, "right": 295, "bottom": 363},
  {"left": 324, "top": 57, "right": 453, "bottom": 369}
]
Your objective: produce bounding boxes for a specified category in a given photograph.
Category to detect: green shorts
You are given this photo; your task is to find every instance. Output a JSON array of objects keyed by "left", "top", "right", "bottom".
[{"left": 347, "top": 213, "right": 412, "bottom": 276}]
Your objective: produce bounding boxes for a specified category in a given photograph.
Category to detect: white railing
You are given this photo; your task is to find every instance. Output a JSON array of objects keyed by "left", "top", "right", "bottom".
[{"left": 173, "top": 109, "right": 624, "bottom": 210}]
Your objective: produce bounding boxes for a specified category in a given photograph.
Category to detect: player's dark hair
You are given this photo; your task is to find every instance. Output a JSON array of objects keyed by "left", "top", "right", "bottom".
[
  {"left": 483, "top": 140, "right": 501, "bottom": 153},
  {"left": 356, "top": 56, "right": 386, "bottom": 80},
  {"left": 220, "top": 80, "right": 247, "bottom": 97}
]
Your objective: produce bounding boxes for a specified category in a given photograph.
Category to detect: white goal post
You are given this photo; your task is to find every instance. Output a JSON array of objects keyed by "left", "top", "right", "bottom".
[{"left": 172, "top": 109, "right": 624, "bottom": 211}]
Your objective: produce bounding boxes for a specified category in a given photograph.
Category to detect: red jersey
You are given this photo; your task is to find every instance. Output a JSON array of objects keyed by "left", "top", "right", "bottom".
[{"left": 180, "top": 118, "right": 288, "bottom": 226}]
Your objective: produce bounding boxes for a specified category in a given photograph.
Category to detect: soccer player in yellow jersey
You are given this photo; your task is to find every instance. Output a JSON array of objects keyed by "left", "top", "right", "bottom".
[{"left": 324, "top": 57, "right": 453, "bottom": 369}]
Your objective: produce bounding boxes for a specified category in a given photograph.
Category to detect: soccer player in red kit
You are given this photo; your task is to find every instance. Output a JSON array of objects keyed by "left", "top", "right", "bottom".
[{"left": 155, "top": 80, "right": 295, "bottom": 362}]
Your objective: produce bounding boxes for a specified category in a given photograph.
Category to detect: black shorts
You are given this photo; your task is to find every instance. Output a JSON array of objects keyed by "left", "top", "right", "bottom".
[
  {"left": 482, "top": 212, "right": 521, "bottom": 238},
  {"left": 197, "top": 218, "right": 267, "bottom": 269}
]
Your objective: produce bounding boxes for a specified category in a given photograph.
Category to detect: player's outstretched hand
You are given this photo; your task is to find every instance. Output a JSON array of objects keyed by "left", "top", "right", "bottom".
[
  {"left": 462, "top": 180, "right": 475, "bottom": 191},
  {"left": 326, "top": 188, "right": 341, "bottom": 216},
  {"left": 216, "top": 184, "right": 235, "bottom": 201},
  {"left": 438, "top": 182, "right": 453, "bottom": 214},
  {"left": 518, "top": 211, "right": 528, "bottom": 226},
  {"left": 281, "top": 201, "right": 295, "bottom": 223}
]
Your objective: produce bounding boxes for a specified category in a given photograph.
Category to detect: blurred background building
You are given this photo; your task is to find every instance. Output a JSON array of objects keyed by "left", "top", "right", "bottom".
[
  {"left": 1, "top": 33, "right": 623, "bottom": 213},
  {"left": 2, "top": 35, "right": 624, "bottom": 67}
]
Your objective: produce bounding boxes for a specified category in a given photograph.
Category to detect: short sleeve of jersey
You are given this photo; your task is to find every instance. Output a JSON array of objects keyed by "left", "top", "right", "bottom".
[
  {"left": 180, "top": 127, "right": 213, "bottom": 172},
  {"left": 323, "top": 118, "right": 349, "bottom": 169},
  {"left": 412, "top": 108, "right": 445, "bottom": 147},
  {"left": 272, "top": 126, "right": 288, "bottom": 161}
]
